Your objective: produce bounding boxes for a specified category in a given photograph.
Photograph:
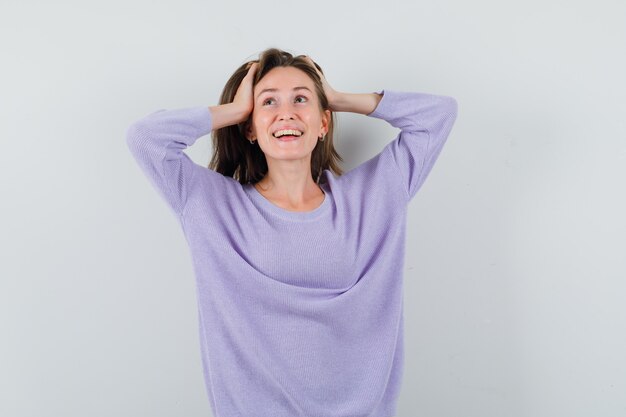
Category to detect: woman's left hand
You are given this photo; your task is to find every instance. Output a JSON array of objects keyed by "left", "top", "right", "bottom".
[{"left": 302, "top": 55, "right": 340, "bottom": 110}]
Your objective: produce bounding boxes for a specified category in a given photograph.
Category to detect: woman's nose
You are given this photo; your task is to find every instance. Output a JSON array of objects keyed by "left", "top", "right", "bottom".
[{"left": 277, "top": 103, "right": 296, "bottom": 119}]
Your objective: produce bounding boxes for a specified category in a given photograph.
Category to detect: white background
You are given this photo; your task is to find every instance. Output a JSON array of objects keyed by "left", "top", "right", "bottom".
[{"left": 1, "top": 1, "right": 625, "bottom": 416}]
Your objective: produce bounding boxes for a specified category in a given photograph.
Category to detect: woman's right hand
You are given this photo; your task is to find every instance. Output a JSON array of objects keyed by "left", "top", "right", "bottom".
[
  {"left": 232, "top": 62, "right": 258, "bottom": 121},
  {"left": 210, "top": 62, "right": 258, "bottom": 130}
]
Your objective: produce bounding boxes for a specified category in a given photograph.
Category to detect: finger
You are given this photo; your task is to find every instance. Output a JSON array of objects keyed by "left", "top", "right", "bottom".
[
  {"left": 244, "top": 65, "right": 257, "bottom": 79},
  {"left": 302, "top": 56, "right": 320, "bottom": 74}
]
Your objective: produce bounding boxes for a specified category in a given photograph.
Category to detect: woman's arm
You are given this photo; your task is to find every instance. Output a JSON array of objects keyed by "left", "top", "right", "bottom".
[
  {"left": 208, "top": 102, "right": 248, "bottom": 131},
  {"left": 126, "top": 106, "right": 215, "bottom": 218},
  {"left": 301, "top": 55, "right": 457, "bottom": 202},
  {"left": 126, "top": 65, "right": 257, "bottom": 219},
  {"left": 328, "top": 92, "right": 383, "bottom": 115},
  {"left": 366, "top": 89, "right": 458, "bottom": 202}
]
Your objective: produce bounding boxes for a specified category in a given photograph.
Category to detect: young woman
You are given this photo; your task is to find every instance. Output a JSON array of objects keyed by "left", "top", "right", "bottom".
[{"left": 127, "top": 47, "right": 458, "bottom": 417}]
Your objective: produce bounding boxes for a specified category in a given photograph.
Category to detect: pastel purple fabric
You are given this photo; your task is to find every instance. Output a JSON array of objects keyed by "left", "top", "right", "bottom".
[{"left": 126, "top": 89, "right": 458, "bottom": 417}]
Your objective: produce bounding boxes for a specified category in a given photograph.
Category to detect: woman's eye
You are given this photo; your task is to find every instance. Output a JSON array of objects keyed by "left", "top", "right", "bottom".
[{"left": 262, "top": 96, "right": 307, "bottom": 106}]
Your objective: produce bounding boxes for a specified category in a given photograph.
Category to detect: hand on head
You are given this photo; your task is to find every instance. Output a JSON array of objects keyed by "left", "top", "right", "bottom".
[
  {"left": 233, "top": 55, "right": 339, "bottom": 123},
  {"left": 301, "top": 55, "right": 339, "bottom": 110},
  {"left": 233, "top": 62, "right": 259, "bottom": 120}
]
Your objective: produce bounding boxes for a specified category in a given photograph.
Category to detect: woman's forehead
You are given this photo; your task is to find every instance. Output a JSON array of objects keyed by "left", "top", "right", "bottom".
[{"left": 256, "top": 67, "right": 313, "bottom": 91}]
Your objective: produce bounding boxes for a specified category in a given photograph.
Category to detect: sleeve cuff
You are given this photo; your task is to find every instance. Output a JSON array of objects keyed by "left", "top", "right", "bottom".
[{"left": 367, "top": 89, "right": 388, "bottom": 118}]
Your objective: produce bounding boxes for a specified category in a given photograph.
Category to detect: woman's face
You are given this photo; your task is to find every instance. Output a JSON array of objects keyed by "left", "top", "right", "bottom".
[{"left": 247, "top": 66, "right": 330, "bottom": 163}]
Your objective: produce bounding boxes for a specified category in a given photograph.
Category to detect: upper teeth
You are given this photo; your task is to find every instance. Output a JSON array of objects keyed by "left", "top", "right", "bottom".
[{"left": 273, "top": 129, "right": 302, "bottom": 138}]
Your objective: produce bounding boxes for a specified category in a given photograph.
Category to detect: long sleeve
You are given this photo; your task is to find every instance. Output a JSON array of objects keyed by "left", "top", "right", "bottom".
[
  {"left": 130, "top": 94, "right": 455, "bottom": 417},
  {"left": 126, "top": 106, "right": 213, "bottom": 218},
  {"left": 367, "top": 89, "right": 458, "bottom": 202}
]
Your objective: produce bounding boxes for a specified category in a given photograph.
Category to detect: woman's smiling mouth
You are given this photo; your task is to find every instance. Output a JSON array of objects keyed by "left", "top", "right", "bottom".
[{"left": 273, "top": 128, "right": 304, "bottom": 141}]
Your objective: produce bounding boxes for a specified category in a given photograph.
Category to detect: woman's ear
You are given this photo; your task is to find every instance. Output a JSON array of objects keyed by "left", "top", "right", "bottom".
[
  {"left": 245, "top": 121, "right": 255, "bottom": 140},
  {"left": 322, "top": 109, "right": 331, "bottom": 135}
]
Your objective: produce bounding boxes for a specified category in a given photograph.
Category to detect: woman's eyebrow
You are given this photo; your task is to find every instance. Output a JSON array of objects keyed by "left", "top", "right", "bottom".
[{"left": 256, "top": 86, "right": 312, "bottom": 100}]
